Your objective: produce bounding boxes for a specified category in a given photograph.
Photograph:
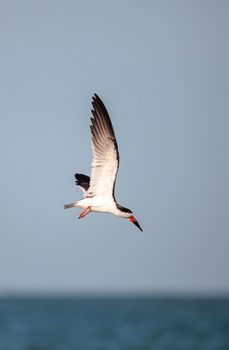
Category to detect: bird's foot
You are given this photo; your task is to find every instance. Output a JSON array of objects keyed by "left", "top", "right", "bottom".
[{"left": 78, "top": 206, "right": 91, "bottom": 219}]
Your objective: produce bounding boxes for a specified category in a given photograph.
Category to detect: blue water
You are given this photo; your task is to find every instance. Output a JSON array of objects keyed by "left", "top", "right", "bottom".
[{"left": 0, "top": 297, "right": 228, "bottom": 350}]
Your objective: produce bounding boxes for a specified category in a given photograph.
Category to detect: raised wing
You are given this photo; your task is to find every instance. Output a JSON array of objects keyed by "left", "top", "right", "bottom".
[
  {"left": 75, "top": 173, "right": 90, "bottom": 197},
  {"left": 87, "top": 94, "right": 119, "bottom": 198}
]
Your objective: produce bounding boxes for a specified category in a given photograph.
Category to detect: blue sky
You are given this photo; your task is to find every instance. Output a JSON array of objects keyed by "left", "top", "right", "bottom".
[{"left": 0, "top": 0, "right": 229, "bottom": 295}]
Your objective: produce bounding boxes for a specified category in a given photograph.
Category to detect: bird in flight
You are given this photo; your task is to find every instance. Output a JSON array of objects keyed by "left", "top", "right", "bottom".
[{"left": 64, "top": 94, "right": 143, "bottom": 232}]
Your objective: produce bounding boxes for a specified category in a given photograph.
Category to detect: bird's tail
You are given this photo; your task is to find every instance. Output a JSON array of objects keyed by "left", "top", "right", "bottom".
[{"left": 64, "top": 202, "right": 77, "bottom": 209}]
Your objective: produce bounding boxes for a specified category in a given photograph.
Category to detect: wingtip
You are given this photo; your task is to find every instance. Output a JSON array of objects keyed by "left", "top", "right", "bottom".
[{"left": 92, "top": 93, "right": 101, "bottom": 103}]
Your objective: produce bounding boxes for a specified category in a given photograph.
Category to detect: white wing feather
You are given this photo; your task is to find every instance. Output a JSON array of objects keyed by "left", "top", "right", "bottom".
[{"left": 87, "top": 95, "right": 119, "bottom": 198}]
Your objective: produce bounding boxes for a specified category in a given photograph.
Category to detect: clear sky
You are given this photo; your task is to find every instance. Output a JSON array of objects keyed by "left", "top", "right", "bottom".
[{"left": 0, "top": 0, "right": 228, "bottom": 295}]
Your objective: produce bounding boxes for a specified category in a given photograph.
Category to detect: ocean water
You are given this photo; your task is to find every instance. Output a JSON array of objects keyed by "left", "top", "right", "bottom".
[{"left": 0, "top": 297, "right": 228, "bottom": 350}]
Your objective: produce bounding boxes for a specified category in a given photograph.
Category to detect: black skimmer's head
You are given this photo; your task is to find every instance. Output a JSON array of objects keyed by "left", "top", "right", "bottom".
[
  {"left": 116, "top": 204, "right": 143, "bottom": 232},
  {"left": 129, "top": 215, "right": 143, "bottom": 232}
]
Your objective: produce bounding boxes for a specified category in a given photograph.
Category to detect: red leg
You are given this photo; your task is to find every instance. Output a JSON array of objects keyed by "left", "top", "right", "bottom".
[{"left": 78, "top": 206, "right": 91, "bottom": 219}]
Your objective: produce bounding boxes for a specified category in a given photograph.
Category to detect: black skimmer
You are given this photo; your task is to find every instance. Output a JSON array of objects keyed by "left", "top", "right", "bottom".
[{"left": 64, "top": 94, "right": 143, "bottom": 232}]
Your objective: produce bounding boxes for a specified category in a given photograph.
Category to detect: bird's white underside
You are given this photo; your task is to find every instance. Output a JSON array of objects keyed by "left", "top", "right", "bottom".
[{"left": 72, "top": 196, "right": 130, "bottom": 218}]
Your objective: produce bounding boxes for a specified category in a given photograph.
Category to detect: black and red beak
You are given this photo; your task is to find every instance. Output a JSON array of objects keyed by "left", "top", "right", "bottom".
[{"left": 129, "top": 216, "right": 143, "bottom": 232}]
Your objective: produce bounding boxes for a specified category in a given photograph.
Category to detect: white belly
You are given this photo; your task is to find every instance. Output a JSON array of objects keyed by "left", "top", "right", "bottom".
[{"left": 76, "top": 196, "right": 117, "bottom": 214}]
